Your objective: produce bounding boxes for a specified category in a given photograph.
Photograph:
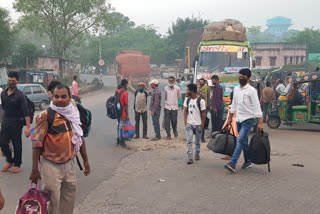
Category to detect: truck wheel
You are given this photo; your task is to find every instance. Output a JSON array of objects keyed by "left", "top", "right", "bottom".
[{"left": 267, "top": 116, "right": 281, "bottom": 129}]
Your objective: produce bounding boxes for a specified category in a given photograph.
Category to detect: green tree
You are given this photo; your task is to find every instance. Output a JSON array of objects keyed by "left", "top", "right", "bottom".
[
  {"left": 167, "top": 16, "right": 209, "bottom": 59},
  {"left": 14, "top": 0, "right": 113, "bottom": 57},
  {"left": 286, "top": 28, "right": 320, "bottom": 53},
  {"left": 0, "top": 8, "right": 13, "bottom": 61},
  {"left": 13, "top": 43, "right": 43, "bottom": 68},
  {"left": 247, "top": 26, "right": 262, "bottom": 34}
]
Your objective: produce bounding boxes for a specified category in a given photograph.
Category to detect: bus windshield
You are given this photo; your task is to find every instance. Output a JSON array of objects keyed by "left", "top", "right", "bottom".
[{"left": 199, "top": 51, "right": 250, "bottom": 73}]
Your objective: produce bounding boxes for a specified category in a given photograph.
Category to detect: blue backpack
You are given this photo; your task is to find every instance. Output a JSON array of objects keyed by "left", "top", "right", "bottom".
[{"left": 106, "top": 89, "right": 126, "bottom": 119}]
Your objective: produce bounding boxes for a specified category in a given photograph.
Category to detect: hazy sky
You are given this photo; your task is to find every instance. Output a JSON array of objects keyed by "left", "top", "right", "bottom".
[{"left": 2, "top": 0, "right": 319, "bottom": 34}]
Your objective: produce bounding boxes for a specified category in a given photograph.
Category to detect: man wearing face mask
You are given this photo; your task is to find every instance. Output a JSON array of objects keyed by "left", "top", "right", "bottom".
[
  {"left": 164, "top": 76, "right": 181, "bottom": 139},
  {"left": 0, "top": 72, "right": 31, "bottom": 174},
  {"left": 128, "top": 79, "right": 152, "bottom": 139},
  {"left": 225, "top": 68, "right": 263, "bottom": 173},
  {"left": 198, "top": 78, "right": 210, "bottom": 142}
]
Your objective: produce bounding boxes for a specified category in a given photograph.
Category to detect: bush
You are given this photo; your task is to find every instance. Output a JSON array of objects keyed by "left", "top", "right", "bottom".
[{"left": 91, "top": 77, "right": 103, "bottom": 89}]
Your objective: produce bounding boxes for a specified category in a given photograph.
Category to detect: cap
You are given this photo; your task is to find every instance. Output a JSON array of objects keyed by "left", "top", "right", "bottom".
[
  {"left": 149, "top": 79, "right": 159, "bottom": 85},
  {"left": 138, "top": 82, "right": 145, "bottom": 86}
]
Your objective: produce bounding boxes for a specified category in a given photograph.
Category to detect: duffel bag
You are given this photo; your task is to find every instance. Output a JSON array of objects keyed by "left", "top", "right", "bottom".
[
  {"left": 207, "top": 126, "right": 236, "bottom": 156},
  {"left": 122, "top": 122, "right": 136, "bottom": 140}
]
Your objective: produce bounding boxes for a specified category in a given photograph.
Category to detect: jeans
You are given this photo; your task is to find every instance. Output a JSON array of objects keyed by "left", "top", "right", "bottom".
[
  {"left": 262, "top": 102, "right": 270, "bottom": 123},
  {"left": 211, "top": 110, "right": 223, "bottom": 132},
  {"left": 230, "top": 118, "right": 254, "bottom": 165},
  {"left": 152, "top": 112, "right": 161, "bottom": 139},
  {"left": 135, "top": 111, "right": 148, "bottom": 137},
  {"left": 186, "top": 124, "right": 202, "bottom": 159},
  {"left": 164, "top": 109, "right": 178, "bottom": 137},
  {"left": 117, "top": 118, "right": 127, "bottom": 143},
  {"left": 0, "top": 120, "right": 24, "bottom": 167}
]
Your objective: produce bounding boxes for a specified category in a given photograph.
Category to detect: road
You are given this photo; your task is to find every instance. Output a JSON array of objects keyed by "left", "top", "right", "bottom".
[{"left": 0, "top": 74, "right": 320, "bottom": 213}]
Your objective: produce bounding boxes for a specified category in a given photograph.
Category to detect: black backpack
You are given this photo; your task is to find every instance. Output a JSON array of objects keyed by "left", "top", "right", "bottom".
[
  {"left": 186, "top": 97, "right": 202, "bottom": 111},
  {"left": 24, "top": 95, "right": 35, "bottom": 125},
  {"left": 248, "top": 131, "right": 271, "bottom": 172},
  {"left": 47, "top": 104, "right": 92, "bottom": 138},
  {"left": 106, "top": 89, "right": 126, "bottom": 119}
]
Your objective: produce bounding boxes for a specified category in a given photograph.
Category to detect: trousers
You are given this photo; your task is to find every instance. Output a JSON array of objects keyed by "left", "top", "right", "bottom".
[
  {"left": 164, "top": 109, "right": 178, "bottom": 137},
  {"left": 186, "top": 124, "right": 202, "bottom": 159},
  {"left": 135, "top": 111, "right": 147, "bottom": 137}
]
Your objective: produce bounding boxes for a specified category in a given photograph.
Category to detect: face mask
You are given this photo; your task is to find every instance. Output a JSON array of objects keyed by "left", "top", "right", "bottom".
[
  {"left": 139, "top": 88, "right": 144, "bottom": 93},
  {"left": 169, "top": 84, "right": 174, "bottom": 87},
  {"left": 239, "top": 78, "right": 248, "bottom": 86}
]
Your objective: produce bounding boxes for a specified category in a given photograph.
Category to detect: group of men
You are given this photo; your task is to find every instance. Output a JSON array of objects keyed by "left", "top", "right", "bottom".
[{"left": 0, "top": 72, "right": 89, "bottom": 213}]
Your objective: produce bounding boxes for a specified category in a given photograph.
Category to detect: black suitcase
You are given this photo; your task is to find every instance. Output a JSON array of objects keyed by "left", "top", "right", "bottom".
[{"left": 207, "top": 127, "right": 236, "bottom": 156}]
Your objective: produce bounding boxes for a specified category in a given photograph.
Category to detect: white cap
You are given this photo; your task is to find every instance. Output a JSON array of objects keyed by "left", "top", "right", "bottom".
[{"left": 149, "top": 79, "right": 159, "bottom": 85}]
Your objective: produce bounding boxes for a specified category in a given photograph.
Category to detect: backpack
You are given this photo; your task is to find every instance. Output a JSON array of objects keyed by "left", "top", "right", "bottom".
[
  {"left": 186, "top": 97, "right": 202, "bottom": 112},
  {"left": 24, "top": 95, "right": 36, "bottom": 125},
  {"left": 106, "top": 89, "right": 126, "bottom": 119},
  {"left": 134, "top": 90, "right": 148, "bottom": 110},
  {"left": 248, "top": 131, "right": 271, "bottom": 172}
]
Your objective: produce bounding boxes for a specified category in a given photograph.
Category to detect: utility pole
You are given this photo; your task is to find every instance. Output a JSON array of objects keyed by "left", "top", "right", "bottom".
[
  {"left": 185, "top": 47, "right": 191, "bottom": 73},
  {"left": 99, "top": 39, "right": 103, "bottom": 86}
]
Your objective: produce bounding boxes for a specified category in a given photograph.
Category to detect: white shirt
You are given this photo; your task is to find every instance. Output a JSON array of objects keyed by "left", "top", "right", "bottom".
[
  {"left": 0, "top": 87, "right": 2, "bottom": 105},
  {"left": 230, "top": 84, "right": 262, "bottom": 123},
  {"left": 180, "top": 81, "right": 189, "bottom": 94},
  {"left": 276, "top": 84, "right": 286, "bottom": 94},
  {"left": 184, "top": 97, "right": 206, "bottom": 125},
  {"left": 164, "top": 85, "right": 181, "bottom": 111}
]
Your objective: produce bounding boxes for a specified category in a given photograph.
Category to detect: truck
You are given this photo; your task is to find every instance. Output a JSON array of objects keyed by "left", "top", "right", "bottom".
[
  {"left": 115, "top": 51, "right": 150, "bottom": 87},
  {"left": 193, "top": 19, "right": 259, "bottom": 99}
]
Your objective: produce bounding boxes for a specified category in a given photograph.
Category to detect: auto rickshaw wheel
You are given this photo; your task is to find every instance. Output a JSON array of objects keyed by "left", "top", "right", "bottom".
[{"left": 267, "top": 116, "right": 281, "bottom": 129}]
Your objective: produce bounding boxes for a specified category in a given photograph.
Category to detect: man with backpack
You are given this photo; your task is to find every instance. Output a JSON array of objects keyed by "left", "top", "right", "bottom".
[
  {"left": 184, "top": 83, "right": 206, "bottom": 164},
  {"left": 116, "top": 79, "right": 130, "bottom": 147},
  {"left": 128, "top": 79, "right": 151, "bottom": 139},
  {"left": 0, "top": 72, "right": 31, "bottom": 174},
  {"left": 29, "top": 85, "right": 90, "bottom": 214},
  {"left": 225, "top": 68, "right": 263, "bottom": 173}
]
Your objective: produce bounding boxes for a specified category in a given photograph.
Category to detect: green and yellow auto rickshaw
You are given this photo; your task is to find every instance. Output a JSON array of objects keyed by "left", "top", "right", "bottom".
[{"left": 267, "top": 72, "right": 320, "bottom": 129}]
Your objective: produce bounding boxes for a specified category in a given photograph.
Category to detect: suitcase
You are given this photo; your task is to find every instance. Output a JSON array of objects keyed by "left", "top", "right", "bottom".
[{"left": 207, "top": 127, "right": 236, "bottom": 156}]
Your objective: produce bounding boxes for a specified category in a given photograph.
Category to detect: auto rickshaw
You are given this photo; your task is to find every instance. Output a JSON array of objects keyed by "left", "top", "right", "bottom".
[{"left": 267, "top": 72, "right": 320, "bottom": 129}]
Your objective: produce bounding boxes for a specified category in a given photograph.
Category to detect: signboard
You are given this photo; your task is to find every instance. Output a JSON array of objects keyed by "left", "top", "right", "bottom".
[
  {"left": 98, "top": 59, "right": 105, "bottom": 67},
  {"left": 224, "top": 67, "right": 248, "bottom": 73},
  {"left": 200, "top": 45, "right": 248, "bottom": 53}
]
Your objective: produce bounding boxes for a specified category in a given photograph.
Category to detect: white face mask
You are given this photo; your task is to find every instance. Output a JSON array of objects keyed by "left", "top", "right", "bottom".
[{"left": 169, "top": 84, "right": 174, "bottom": 87}]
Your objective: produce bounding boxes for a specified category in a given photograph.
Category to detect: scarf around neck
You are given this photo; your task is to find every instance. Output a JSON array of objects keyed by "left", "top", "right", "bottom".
[{"left": 50, "top": 101, "right": 83, "bottom": 151}]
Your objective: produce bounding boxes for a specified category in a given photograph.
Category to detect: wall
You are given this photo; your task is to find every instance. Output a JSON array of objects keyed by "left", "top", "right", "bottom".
[
  {"left": 252, "top": 43, "right": 307, "bottom": 69},
  {"left": 34, "top": 57, "right": 60, "bottom": 73}
]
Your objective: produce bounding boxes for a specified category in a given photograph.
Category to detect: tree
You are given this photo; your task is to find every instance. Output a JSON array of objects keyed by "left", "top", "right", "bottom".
[
  {"left": 286, "top": 28, "right": 320, "bottom": 53},
  {"left": 14, "top": 0, "right": 113, "bottom": 57},
  {"left": 0, "top": 8, "right": 13, "bottom": 61},
  {"left": 247, "top": 26, "right": 262, "bottom": 34},
  {"left": 167, "top": 16, "right": 209, "bottom": 59},
  {"left": 14, "top": 43, "right": 43, "bottom": 68}
]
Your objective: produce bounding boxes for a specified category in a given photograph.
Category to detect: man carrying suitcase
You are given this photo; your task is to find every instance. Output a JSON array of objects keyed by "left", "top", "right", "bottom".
[
  {"left": 184, "top": 83, "right": 206, "bottom": 164},
  {"left": 225, "top": 68, "right": 263, "bottom": 173}
]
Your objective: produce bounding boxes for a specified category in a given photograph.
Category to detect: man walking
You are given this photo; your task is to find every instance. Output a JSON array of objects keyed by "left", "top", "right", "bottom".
[
  {"left": 184, "top": 83, "right": 206, "bottom": 164},
  {"left": 72, "top": 75, "right": 81, "bottom": 103},
  {"left": 29, "top": 85, "right": 90, "bottom": 214},
  {"left": 116, "top": 79, "right": 129, "bottom": 147},
  {"left": 128, "top": 80, "right": 151, "bottom": 139},
  {"left": 0, "top": 72, "right": 31, "bottom": 173},
  {"left": 149, "top": 79, "right": 162, "bottom": 141},
  {"left": 198, "top": 78, "right": 210, "bottom": 142},
  {"left": 225, "top": 68, "right": 263, "bottom": 173},
  {"left": 261, "top": 81, "right": 275, "bottom": 123},
  {"left": 164, "top": 76, "right": 181, "bottom": 139},
  {"left": 180, "top": 77, "right": 188, "bottom": 110},
  {"left": 210, "top": 75, "right": 223, "bottom": 132}
]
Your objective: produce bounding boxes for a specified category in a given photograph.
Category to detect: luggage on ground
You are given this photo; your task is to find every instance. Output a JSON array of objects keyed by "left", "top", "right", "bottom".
[
  {"left": 207, "top": 126, "right": 236, "bottom": 156},
  {"left": 16, "top": 184, "right": 50, "bottom": 214},
  {"left": 248, "top": 131, "right": 271, "bottom": 172},
  {"left": 106, "top": 90, "right": 126, "bottom": 119},
  {"left": 122, "top": 122, "right": 135, "bottom": 140}
]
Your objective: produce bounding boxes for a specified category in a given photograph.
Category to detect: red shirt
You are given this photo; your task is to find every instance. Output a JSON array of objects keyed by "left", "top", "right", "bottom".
[{"left": 117, "top": 88, "right": 128, "bottom": 118}]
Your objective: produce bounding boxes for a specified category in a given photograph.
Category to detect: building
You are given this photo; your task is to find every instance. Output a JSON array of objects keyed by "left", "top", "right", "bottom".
[
  {"left": 266, "top": 16, "right": 292, "bottom": 36},
  {"left": 252, "top": 43, "right": 307, "bottom": 69}
]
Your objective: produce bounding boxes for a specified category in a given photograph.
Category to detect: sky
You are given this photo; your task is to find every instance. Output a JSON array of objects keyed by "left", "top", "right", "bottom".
[{"left": 2, "top": 0, "right": 319, "bottom": 35}]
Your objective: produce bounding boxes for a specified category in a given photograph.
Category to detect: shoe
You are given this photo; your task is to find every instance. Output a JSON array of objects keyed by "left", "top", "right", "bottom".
[
  {"left": 241, "top": 161, "right": 252, "bottom": 169},
  {"left": 11, "top": 166, "right": 21, "bottom": 174},
  {"left": 1, "top": 163, "right": 13, "bottom": 172},
  {"left": 187, "top": 159, "right": 193, "bottom": 164},
  {"left": 165, "top": 136, "right": 171, "bottom": 140},
  {"left": 225, "top": 162, "right": 236, "bottom": 173},
  {"left": 195, "top": 154, "right": 200, "bottom": 161},
  {"left": 201, "top": 138, "right": 206, "bottom": 143},
  {"left": 151, "top": 137, "right": 161, "bottom": 141},
  {"left": 174, "top": 132, "right": 178, "bottom": 138},
  {"left": 133, "top": 135, "right": 140, "bottom": 139},
  {"left": 221, "top": 156, "right": 231, "bottom": 161},
  {"left": 143, "top": 136, "right": 149, "bottom": 139}
]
